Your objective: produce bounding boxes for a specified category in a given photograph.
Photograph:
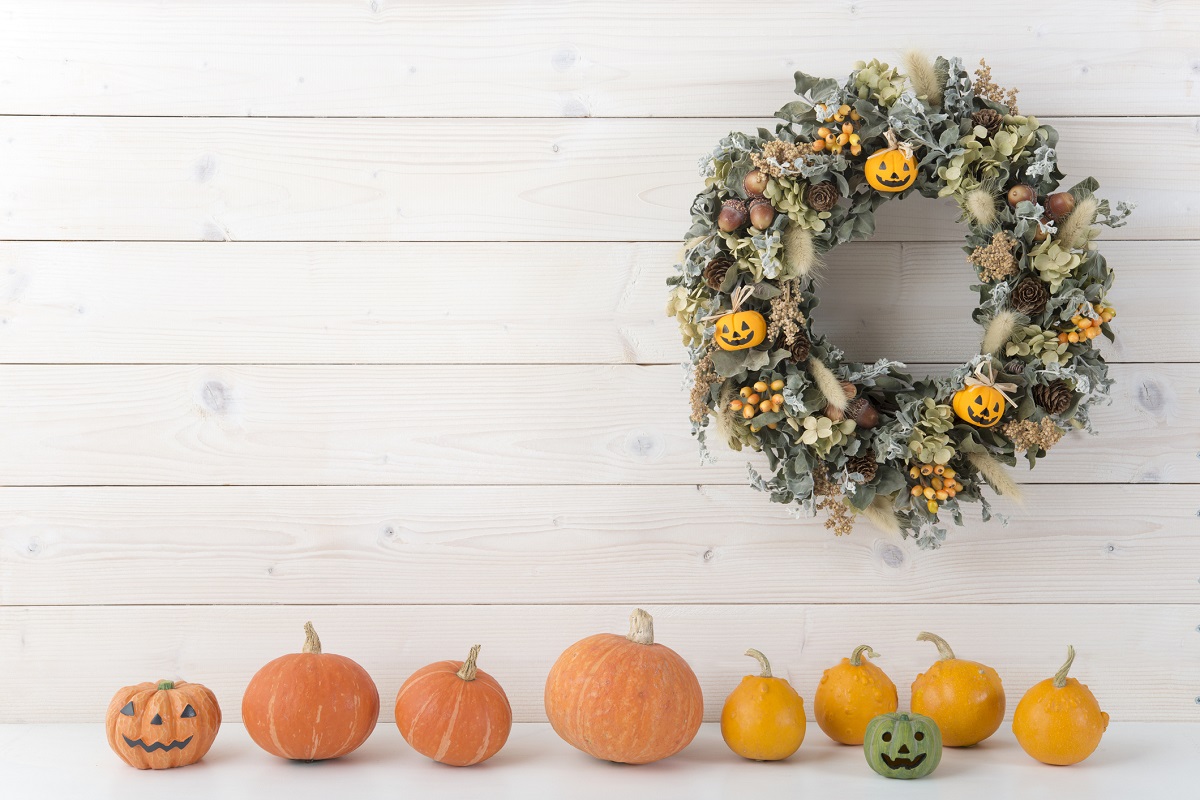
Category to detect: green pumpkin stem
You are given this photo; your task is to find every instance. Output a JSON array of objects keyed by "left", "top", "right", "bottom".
[
  {"left": 456, "top": 644, "right": 482, "bottom": 682},
  {"left": 849, "top": 644, "right": 881, "bottom": 666},
  {"left": 916, "top": 631, "right": 956, "bottom": 661},
  {"left": 626, "top": 608, "right": 655, "bottom": 645},
  {"left": 744, "top": 648, "right": 772, "bottom": 678},
  {"left": 156, "top": 680, "right": 175, "bottom": 691},
  {"left": 1053, "top": 645, "right": 1076, "bottom": 688},
  {"left": 302, "top": 621, "right": 323, "bottom": 655}
]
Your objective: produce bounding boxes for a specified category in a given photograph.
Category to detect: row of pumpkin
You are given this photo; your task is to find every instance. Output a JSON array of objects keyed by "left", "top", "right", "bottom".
[{"left": 107, "top": 609, "right": 1108, "bottom": 780}]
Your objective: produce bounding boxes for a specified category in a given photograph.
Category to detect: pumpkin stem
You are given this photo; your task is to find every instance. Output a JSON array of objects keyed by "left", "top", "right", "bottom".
[
  {"left": 627, "top": 608, "right": 655, "bottom": 645},
  {"left": 916, "top": 631, "right": 956, "bottom": 661},
  {"left": 156, "top": 680, "right": 175, "bottom": 691},
  {"left": 456, "top": 644, "right": 482, "bottom": 682},
  {"left": 1053, "top": 645, "right": 1076, "bottom": 688},
  {"left": 849, "top": 644, "right": 880, "bottom": 667},
  {"left": 302, "top": 621, "right": 322, "bottom": 655},
  {"left": 744, "top": 648, "right": 772, "bottom": 678}
]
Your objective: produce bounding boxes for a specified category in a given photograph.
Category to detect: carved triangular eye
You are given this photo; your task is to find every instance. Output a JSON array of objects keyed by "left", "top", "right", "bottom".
[
  {"left": 721, "top": 324, "right": 730, "bottom": 333},
  {"left": 740, "top": 321, "right": 750, "bottom": 331},
  {"left": 992, "top": 402, "right": 1001, "bottom": 412},
  {"left": 119, "top": 701, "right": 135, "bottom": 716},
  {"left": 974, "top": 395, "right": 984, "bottom": 406},
  {"left": 903, "top": 163, "right": 911, "bottom": 171},
  {"left": 181, "top": 704, "right": 196, "bottom": 718}
]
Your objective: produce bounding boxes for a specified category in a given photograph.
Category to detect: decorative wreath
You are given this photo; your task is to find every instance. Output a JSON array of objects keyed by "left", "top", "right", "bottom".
[{"left": 667, "top": 56, "right": 1133, "bottom": 549}]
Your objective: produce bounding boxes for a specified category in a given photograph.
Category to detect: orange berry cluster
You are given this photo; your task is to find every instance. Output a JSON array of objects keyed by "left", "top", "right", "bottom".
[
  {"left": 812, "top": 104, "right": 863, "bottom": 156},
  {"left": 907, "top": 464, "right": 962, "bottom": 514},
  {"left": 729, "top": 379, "right": 786, "bottom": 426},
  {"left": 1056, "top": 302, "right": 1115, "bottom": 345}
]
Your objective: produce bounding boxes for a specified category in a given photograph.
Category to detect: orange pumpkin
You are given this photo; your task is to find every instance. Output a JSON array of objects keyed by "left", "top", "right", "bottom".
[
  {"left": 106, "top": 680, "right": 221, "bottom": 769},
  {"left": 814, "top": 644, "right": 898, "bottom": 745},
  {"left": 720, "top": 648, "right": 806, "bottom": 761},
  {"left": 952, "top": 383, "right": 1006, "bottom": 428},
  {"left": 1012, "top": 646, "right": 1109, "bottom": 765},
  {"left": 865, "top": 147, "right": 917, "bottom": 192},
  {"left": 395, "top": 644, "right": 512, "bottom": 766},
  {"left": 714, "top": 310, "right": 767, "bottom": 351},
  {"left": 544, "top": 608, "right": 703, "bottom": 764},
  {"left": 910, "top": 631, "right": 1005, "bottom": 747},
  {"left": 242, "top": 621, "right": 380, "bottom": 761}
]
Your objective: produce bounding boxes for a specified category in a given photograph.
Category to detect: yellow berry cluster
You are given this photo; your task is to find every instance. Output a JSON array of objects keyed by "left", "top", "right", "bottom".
[
  {"left": 729, "top": 379, "right": 786, "bottom": 427},
  {"left": 812, "top": 104, "right": 863, "bottom": 156},
  {"left": 907, "top": 464, "right": 962, "bottom": 514},
  {"left": 1056, "top": 302, "right": 1115, "bottom": 345}
]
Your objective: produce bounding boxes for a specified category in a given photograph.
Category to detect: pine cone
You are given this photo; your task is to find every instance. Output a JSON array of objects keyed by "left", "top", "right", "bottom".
[
  {"left": 805, "top": 181, "right": 840, "bottom": 212},
  {"left": 786, "top": 329, "right": 811, "bottom": 362},
  {"left": 1032, "top": 380, "right": 1073, "bottom": 414},
  {"left": 703, "top": 258, "right": 731, "bottom": 291},
  {"left": 845, "top": 452, "right": 878, "bottom": 482},
  {"left": 1010, "top": 276, "right": 1050, "bottom": 316},
  {"left": 1004, "top": 357, "right": 1026, "bottom": 375},
  {"left": 971, "top": 108, "right": 1004, "bottom": 139}
]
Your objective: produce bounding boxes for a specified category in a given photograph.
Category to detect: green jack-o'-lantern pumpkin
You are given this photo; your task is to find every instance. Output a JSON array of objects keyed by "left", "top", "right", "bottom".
[
  {"left": 714, "top": 310, "right": 767, "bottom": 351},
  {"left": 863, "top": 712, "right": 942, "bottom": 780},
  {"left": 865, "top": 147, "right": 917, "bottom": 192},
  {"left": 952, "top": 384, "right": 1006, "bottom": 428}
]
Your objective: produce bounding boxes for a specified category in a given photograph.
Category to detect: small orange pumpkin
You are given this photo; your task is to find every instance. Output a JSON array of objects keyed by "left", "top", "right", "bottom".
[
  {"left": 910, "top": 631, "right": 1005, "bottom": 747},
  {"left": 242, "top": 621, "right": 380, "bottom": 761},
  {"left": 106, "top": 680, "right": 221, "bottom": 769},
  {"left": 715, "top": 310, "right": 767, "bottom": 351},
  {"left": 952, "top": 383, "right": 1006, "bottom": 428},
  {"left": 395, "top": 644, "right": 512, "bottom": 766},
  {"left": 544, "top": 608, "right": 703, "bottom": 764},
  {"left": 1012, "top": 646, "right": 1109, "bottom": 765},
  {"left": 865, "top": 147, "right": 917, "bottom": 192},
  {"left": 720, "top": 648, "right": 806, "bottom": 761},
  {"left": 814, "top": 644, "right": 898, "bottom": 745}
]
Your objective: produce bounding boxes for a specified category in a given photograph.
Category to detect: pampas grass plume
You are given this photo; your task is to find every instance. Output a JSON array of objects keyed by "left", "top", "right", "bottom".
[
  {"left": 981, "top": 309, "right": 1020, "bottom": 355},
  {"left": 1056, "top": 195, "right": 1099, "bottom": 249},
  {"left": 783, "top": 224, "right": 820, "bottom": 278},
  {"left": 862, "top": 494, "right": 902, "bottom": 536},
  {"left": 963, "top": 187, "right": 998, "bottom": 228},
  {"left": 809, "top": 358, "right": 849, "bottom": 412},
  {"left": 904, "top": 50, "right": 943, "bottom": 105},
  {"left": 968, "top": 452, "right": 1024, "bottom": 505}
]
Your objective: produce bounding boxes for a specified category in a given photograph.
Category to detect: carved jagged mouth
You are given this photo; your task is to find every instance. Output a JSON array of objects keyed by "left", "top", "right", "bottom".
[
  {"left": 877, "top": 176, "right": 911, "bottom": 188},
  {"left": 721, "top": 333, "right": 754, "bottom": 347},
  {"left": 967, "top": 408, "right": 998, "bottom": 425},
  {"left": 881, "top": 752, "right": 926, "bottom": 769},
  {"left": 123, "top": 735, "right": 193, "bottom": 752}
]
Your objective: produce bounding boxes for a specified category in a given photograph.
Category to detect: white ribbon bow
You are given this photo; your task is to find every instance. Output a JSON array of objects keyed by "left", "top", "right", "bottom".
[{"left": 964, "top": 361, "right": 1018, "bottom": 407}]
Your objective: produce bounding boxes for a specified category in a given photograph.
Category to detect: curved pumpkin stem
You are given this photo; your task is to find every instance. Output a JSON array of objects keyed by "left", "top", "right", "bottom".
[
  {"left": 916, "top": 631, "right": 956, "bottom": 661},
  {"left": 849, "top": 644, "right": 880, "bottom": 666},
  {"left": 302, "top": 621, "right": 322, "bottom": 655},
  {"left": 457, "top": 644, "right": 482, "bottom": 682},
  {"left": 627, "top": 608, "right": 655, "bottom": 645},
  {"left": 744, "top": 648, "right": 772, "bottom": 678},
  {"left": 1053, "top": 645, "right": 1076, "bottom": 688},
  {"left": 156, "top": 680, "right": 175, "bottom": 691}
]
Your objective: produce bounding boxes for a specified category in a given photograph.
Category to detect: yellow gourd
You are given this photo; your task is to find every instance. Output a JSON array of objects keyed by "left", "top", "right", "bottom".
[
  {"left": 720, "top": 649, "right": 806, "bottom": 761},
  {"left": 910, "top": 631, "right": 1005, "bottom": 747},
  {"left": 814, "top": 644, "right": 898, "bottom": 745},
  {"left": 1012, "top": 646, "right": 1109, "bottom": 765}
]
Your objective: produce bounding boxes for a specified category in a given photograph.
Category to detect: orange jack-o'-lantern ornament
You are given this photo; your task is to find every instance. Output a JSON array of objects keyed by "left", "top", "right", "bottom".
[
  {"left": 952, "top": 361, "right": 1015, "bottom": 429},
  {"left": 865, "top": 130, "right": 917, "bottom": 193},
  {"left": 106, "top": 680, "right": 221, "bottom": 769},
  {"left": 711, "top": 285, "right": 767, "bottom": 351}
]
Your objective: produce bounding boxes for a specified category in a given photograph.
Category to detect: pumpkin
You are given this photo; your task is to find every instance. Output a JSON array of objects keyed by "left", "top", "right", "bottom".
[
  {"left": 865, "top": 147, "right": 917, "bottom": 192},
  {"left": 863, "top": 712, "right": 943, "bottom": 780},
  {"left": 814, "top": 644, "right": 898, "bottom": 745},
  {"left": 106, "top": 680, "right": 221, "bottom": 770},
  {"left": 394, "top": 644, "right": 512, "bottom": 767},
  {"left": 720, "top": 648, "right": 806, "bottom": 761},
  {"left": 544, "top": 608, "right": 703, "bottom": 764},
  {"left": 242, "top": 621, "right": 380, "bottom": 761},
  {"left": 1012, "top": 646, "right": 1109, "bottom": 765},
  {"left": 714, "top": 310, "right": 767, "bottom": 351},
  {"left": 952, "top": 383, "right": 1006, "bottom": 428},
  {"left": 910, "top": 631, "right": 1005, "bottom": 747}
]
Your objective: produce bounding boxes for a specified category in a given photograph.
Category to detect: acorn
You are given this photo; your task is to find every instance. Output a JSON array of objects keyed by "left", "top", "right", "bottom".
[
  {"left": 1045, "top": 192, "right": 1076, "bottom": 221},
  {"left": 743, "top": 169, "right": 769, "bottom": 198},
  {"left": 846, "top": 397, "right": 880, "bottom": 429},
  {"left": 718, "top": 199, "right": 749, "bottom": 232},
  {"left": 748, "top": 198, "right": 776, "bottom": 230},
  {"left": 1006, "top": 184, "right": 1036, "bottom": 207}
]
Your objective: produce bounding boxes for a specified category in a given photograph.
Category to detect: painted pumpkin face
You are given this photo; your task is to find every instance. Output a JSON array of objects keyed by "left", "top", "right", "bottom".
[
  {"left": 106, "top": 680, "right": 222, "bottom": 769},
  {"left": 952, "top": 384, "right": 1006, "bottom": 428},
  {"left": 715, "top": 310, "right": 767, "bottom": 351},
  {"left": 865, "top": 148, "right": 917, "bottom": 192},
  {"left": 864, "top": 712, "right": 942, "bottom": 780}
]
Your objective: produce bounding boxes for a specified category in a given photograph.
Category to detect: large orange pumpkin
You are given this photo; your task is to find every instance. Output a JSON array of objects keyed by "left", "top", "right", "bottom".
[
  {"left": 1012, "top": 646, "right": 1109, "bottom": 765},
  {"left": 395, "top": 644, "right": 512, "bottom": 766},
  {"left": 910, "top": 631, "right": 1005, "bottom": 747},
  {"left": 106, "top": 680, "right": 221, "bottom": 769},
  {"left": 813, "top": 644, "right": 898, "bottom": 745},
  {"left": 242, "top": 621, "right": 380, "bottom": 761},
  {"left": 544, "top": 608, "right": 703, "bottom": 764}
]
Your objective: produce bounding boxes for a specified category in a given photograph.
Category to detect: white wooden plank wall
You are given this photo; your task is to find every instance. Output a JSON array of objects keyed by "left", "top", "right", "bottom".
[{"left": 0, "top": 1, "right": 1197, "bottom": 723}]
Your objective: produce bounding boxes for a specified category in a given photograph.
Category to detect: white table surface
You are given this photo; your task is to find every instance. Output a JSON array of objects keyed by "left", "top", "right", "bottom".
[{"left": 1, "top": 722, "right": 1193, "bottom": 798}]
